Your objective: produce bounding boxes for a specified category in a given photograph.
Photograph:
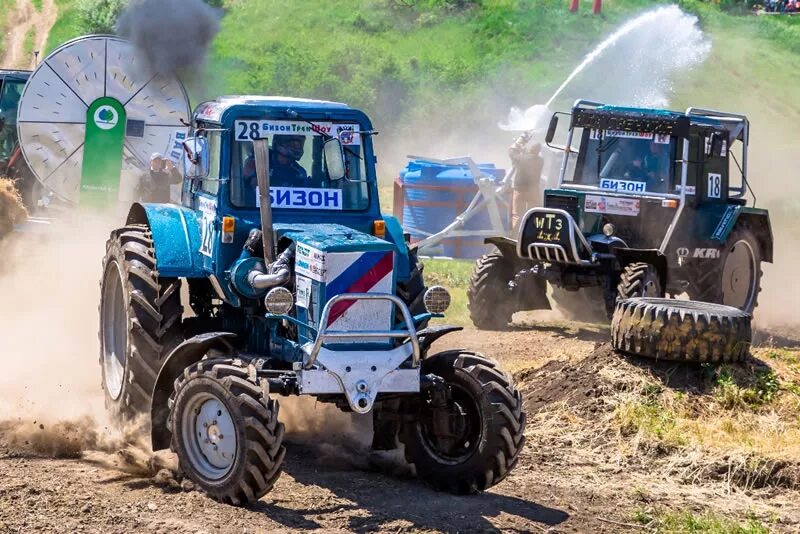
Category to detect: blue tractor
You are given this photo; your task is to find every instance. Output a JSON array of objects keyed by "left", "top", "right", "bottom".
[{"left": 99, "top": 96, "right": 526, "bottom": 504}]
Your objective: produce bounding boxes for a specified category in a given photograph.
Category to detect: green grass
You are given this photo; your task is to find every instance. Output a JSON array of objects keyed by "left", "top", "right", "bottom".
[
  {"left": 22, "top": 27, "right": 36, "bottom": 63},
  {"left": 45, "top": 0, "right": 81, "bottom": 54},
  {"left": 420, "top": 257, "right": 473, "bottom": 325},
  {"left": 0, "top": 0, "right": 17, "bottom": 57},
  {"left": 633, "top": 508, "right": 772, "bottom": 533},
  {"left": 31, "top": 0, "right": 43, "bottom": 11}
]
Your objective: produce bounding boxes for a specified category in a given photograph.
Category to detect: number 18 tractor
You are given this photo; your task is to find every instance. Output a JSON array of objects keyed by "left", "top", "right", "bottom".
[
  {"left": 468, "top": 100, "right": 772, "bottom": 330},
  {"left": 99, "top": 96, "right": 526, "bottom": 505}
]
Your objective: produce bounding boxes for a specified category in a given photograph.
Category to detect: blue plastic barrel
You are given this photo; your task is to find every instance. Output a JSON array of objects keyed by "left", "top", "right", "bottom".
[{"left": 395, "top": 160, "right": 507, "bottom": 259}]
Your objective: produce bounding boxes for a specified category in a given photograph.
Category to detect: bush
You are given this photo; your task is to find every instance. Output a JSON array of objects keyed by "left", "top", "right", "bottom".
[{"left": 76, "top": 0, "right": 127, "bottom": 34}]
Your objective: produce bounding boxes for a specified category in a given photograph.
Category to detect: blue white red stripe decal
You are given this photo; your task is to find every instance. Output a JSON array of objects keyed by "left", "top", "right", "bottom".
[{"left": 327, "top": 251, "right": 394, "bottom": 326}]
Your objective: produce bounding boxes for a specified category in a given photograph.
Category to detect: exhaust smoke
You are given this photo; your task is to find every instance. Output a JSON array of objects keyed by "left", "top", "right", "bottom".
[{"left": 116, "top": 0, "right": 222, "bottom": 81}]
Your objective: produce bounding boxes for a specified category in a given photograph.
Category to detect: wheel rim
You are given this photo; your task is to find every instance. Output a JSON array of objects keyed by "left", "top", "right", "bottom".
[
  {"left": 722, "top": 239, "right": 757, "bottom": 311},
  {"left": 101, "top": 260, "right": 127, "bottom": 401},
  {"left": 419, "top": 384, "right": 482, "bottom": 464},
  {"left": 180, "top": 392, "right": 238, "bottom": 480}
]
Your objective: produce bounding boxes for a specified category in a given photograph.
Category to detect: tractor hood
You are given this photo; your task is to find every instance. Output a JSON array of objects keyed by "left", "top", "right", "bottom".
[{"left": 273, "top": 223, "right": 397, "bottom": 344}]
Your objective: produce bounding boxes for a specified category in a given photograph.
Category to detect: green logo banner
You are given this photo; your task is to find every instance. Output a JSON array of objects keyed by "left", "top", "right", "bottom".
[{"left": 81, "top": 97, "right": 126, "bottom": 205}]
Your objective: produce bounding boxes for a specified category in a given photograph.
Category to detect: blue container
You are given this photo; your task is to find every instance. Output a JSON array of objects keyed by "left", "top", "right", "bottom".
[{"left": 397, "top": 160, "right": 507, "bottom": 259}]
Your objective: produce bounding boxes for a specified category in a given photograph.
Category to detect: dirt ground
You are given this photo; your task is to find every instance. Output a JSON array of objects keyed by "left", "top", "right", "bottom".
[{"left": 0, "top": 320, "right": 796, "bottom": 533}]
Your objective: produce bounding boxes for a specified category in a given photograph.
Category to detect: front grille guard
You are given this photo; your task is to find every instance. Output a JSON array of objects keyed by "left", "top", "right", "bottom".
[
  {"left": 517, "top": 208, "right": 594, "bottom": 265},
  {"left": 303, "top": 293, "right": 421, "bottom": 370}
]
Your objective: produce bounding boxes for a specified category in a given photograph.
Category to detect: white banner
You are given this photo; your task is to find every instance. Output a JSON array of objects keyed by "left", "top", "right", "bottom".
[
  {"left": 599, "top": 178, "right": 647, "bottom": 193},
  {"left": 585, "top": 195, "right": 641, "bottom": 216},
  {"left": 235, "top": 120, "right": 361, "bottom": 145},
  {"left": 255, "top": 186, "right": 343, "bottom": 210}
]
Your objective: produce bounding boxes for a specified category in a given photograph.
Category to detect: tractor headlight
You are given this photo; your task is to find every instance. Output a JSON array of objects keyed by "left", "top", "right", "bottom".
[
  {"left": 603, "top": 223, "right": 616, "bottom": 237},
  {"left": 264, "top": 287, "right": 294, "bottom": 315},
  {"left": 423, "top": 286, "right": 451, "bottom": 314}
]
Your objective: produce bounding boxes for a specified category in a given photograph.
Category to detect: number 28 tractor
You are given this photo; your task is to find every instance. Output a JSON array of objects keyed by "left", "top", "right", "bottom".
[
  {"left": 99, "top": 96, "right": 525, "bottom": 504},
  {"left": 468, "top": 100, "right": 772, "bottom": 329}
]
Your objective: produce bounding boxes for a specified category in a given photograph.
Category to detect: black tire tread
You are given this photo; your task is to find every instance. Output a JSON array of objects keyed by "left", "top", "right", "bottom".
[
  {"left": 100, "top": 224, "right": 183, "bottom": 419},
  {"left": 401, "top": 350, "right": 526, "bottom": 494},
  {"left": 168, "top": 358, "right": 286, "bottom": 505},
  {"left": 611, "top": 297, "right": 752, "bottom": 362},
  {"left": 467, "top": 251, "right": 516, "bottom": 330},
  {"left": 617, "top": 262, "right": 661, "bottom": 301}
]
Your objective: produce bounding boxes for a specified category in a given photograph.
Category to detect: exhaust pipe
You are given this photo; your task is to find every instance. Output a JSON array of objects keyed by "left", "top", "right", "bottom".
[{"left": 253, "top": 138, "right": 274, "bottom": 263}]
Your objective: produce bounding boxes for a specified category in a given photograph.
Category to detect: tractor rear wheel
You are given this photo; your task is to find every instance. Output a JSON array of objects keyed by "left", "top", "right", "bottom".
[
  {"left": 611, "top": 297, "right": 752, "bottom": 362},
  {"left": 617, "top": 262, "right": 662, "bottom": 301},
  {"left": 400, "top": 351, "right": 526, "bottom": 494},
  {"left": 169, "top": 358, "right": 286, "bottom": 505},
  {"left": 691, "top": 227, "right": 762, "bottom": 313},
  {"left": 99, "top": 224, "right": 183, "bottom": 421},
  {"left": 467, "top": 251, "right": 517, "bottom": 330}
]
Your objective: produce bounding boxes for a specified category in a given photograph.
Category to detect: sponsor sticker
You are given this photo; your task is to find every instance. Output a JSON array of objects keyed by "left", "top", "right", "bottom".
[
  {"left": 235, "top": 120, "right": 361, "bottom": 145},
  {"left": 296, "top": 244, "right": 326, "bottom": 282},
  {"left": 590, "top": 129, "right": 654, "bottom": 140},
  {"left": 296, "top": 275, "right": 312, "bottom": 309},
  {"left": 693, "top": 248, "right": 720, "bottom": 259},
  {"left": 712, "top": 205, "right": 738, "bottom": 240},
  {"left": 197, "top": 197, "right": 217, "bottom": 257},
  {"left": 255, "top": 186, "right": 343, "bottom": 210},
  {"left": 654, "top": 133, "right": 670, "bottom": 144},
  {"left": 676, "top": 184, "right": 696, "bottom": 195},
  {"left": 585, "top": 194, "right": 641, "bottom": 216},
  {"left": 599, "top": 178, "right": 647, "bottom": 193}
]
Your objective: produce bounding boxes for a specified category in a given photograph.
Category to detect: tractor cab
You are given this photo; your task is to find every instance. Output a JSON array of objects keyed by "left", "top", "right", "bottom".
[{"left": 540, "top": 100, "right": 751, "bottom": 254}]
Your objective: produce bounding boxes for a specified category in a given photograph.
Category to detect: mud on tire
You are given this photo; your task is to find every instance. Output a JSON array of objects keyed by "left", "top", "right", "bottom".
[
  {"left": 611, "top": 298, "right": 752, "bottom": 363},
  {"left": 168, "top": 358, "right": 286, "bottom": 505},
  {"left": 400, "top": 350, "right": 526, "bottom": 494},
  {"left": 99, "top": 224, "right": 183, "bottom": 421},
  {"left": 467, "top": 251, "right": 516, "bottom": 330}
]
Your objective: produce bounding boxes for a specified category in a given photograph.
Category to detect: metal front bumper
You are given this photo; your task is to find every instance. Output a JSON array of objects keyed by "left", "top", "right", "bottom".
[
  {"left": 517, "top": 208, "right": 593, "bottom": 265},
  {"left": 297, "top": 293, "right": 420, "bottom": 414}
]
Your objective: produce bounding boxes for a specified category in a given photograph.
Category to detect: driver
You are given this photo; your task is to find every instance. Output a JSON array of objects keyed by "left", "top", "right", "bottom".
[
  {"left": 643, "top": 142, "right": 668, "bottom": 190},
  {"left": 270, "top": 134, "right": 308, "bottom": 187}
]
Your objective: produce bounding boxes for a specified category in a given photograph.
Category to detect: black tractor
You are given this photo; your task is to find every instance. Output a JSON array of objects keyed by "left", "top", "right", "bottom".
[{"left": 468, "top": 100, "right": 772, "bottom": 329}]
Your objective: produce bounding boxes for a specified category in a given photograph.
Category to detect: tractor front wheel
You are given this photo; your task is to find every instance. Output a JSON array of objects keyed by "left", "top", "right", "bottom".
[
  {"left": 400, "top": 351, "right": 526, "bottom": 494},
  {"left": 467, "top": 251, "right": 517, "bottom": 330},
  {"left": 169, "top": 358, "right": 286, "bottom": 505},
  {"left": 617, "top": 262, "right": 662, "bottom": 301}
]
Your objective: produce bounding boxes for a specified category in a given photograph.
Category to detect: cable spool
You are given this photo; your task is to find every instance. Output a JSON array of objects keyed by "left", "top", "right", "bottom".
[{"left": 17, "top": 35, "right": 191, "bottom": 204}]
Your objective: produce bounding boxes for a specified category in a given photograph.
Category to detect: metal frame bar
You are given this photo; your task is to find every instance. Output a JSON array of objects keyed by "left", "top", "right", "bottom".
[
  {"left": 516, "top": 208, "right": 593, "bottom": 265},
  {"left": 304, "top": 293, "right": 420, "bottom": 369},
  {"left": 686, "top": 106, "right": 749, "bottom": 199}
]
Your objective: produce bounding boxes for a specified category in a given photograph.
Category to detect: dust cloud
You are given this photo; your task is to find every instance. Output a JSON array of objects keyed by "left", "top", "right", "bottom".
[{"left": 0, "top": 211, "right": 172, "bottom": 479}]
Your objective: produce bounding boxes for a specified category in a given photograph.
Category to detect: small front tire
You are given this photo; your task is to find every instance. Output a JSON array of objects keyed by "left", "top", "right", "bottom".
[{"left": 169, "top": 358, "right": 286, "bottom": 505}]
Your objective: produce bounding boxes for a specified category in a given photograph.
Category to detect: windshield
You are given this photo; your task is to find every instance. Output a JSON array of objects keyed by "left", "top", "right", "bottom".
[
  {"left": 572, "top": 129, "right": 676, "bottom": 194},
  {"left": 230, "top": 120, "right": 370, "bottom": 211},
  {"left": 0, "top": 79, "right": 24, "bottom": 159}
]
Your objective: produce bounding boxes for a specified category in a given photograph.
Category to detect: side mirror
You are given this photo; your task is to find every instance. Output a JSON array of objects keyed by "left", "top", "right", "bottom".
[
  {"left": 324, "top": 138, "right": 346, "bottom": 181},
  {"left": 545, "top": 114, "right": 559, "bottom": 144},
  {"left": 182, "top": 137, "right": 209, "bottom": 179}
]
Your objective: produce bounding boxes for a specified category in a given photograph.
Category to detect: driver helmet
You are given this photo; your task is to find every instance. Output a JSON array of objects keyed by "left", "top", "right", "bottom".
[{"left": 272, "top": 134, "right": 305, "bottom": 162}]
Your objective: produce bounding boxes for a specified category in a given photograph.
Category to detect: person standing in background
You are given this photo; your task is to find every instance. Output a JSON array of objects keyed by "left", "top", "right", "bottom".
[{"left": 140, "top": 152, "right": 182, "bottom": 203}]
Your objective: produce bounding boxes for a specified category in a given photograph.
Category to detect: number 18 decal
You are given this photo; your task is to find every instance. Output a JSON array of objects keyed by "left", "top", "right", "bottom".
[{"left": 707, "top": 173, "right": 721, "bottom": 199}]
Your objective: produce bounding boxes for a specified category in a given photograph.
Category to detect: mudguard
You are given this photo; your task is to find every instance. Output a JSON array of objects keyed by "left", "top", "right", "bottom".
[
  {"left": 150, "top": 332, "right": 238, "bottom": 451},
  {"left": 484, "top": 236, "right": 518, "bottom": 258},
  {"left": 704, "top": 205, "right": 773, "bottom": 263},
  {"left": 126, "top": 202, "right": 207, "bottom": 277}
]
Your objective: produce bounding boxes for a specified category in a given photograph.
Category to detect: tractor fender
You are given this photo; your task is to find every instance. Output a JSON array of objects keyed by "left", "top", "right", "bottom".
[
  {"left": 150, "top": 332, "right": 238, "bottom": 451},
  {"left": 615, "top": 248, "right": 668, "bottom": 288},
  {"left": 484, "top": 236, "right": 518, "bottom": 259},
  {"left": 126, "top": 202, "right": 207, "bottom": 278},
  {"left": 417, "top": 325, "right": 463, "bottom": 356},
  {"left": 381, "top": 215, "right": 411, "bottom": 282},
  {"left": 708, "top": 206, "right": 773, "bottom": 263}
]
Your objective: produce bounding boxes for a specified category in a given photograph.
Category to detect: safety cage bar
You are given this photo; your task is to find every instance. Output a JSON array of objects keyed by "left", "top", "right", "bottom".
[{"left": 304, "top": 293, "right": 421, "bottom": 369}]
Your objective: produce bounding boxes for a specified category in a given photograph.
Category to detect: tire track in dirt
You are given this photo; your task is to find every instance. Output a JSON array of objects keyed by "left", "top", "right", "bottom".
[{"left": 1, "top": 0, "right": 57, "bottom": 70}]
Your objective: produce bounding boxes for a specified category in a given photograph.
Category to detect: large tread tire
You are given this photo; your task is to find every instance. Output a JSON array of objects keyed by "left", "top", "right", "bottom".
[
  {"left": 611, "top": 297, "right": 752, "bottom": 363},
  {"left": 400, "top": 351, "right": 526, "bottom": 494},
  {"left": 467, "top": 251, "right": 516, "bottom": 330},
  {"left": 168, "top": 358, "right": 286, "bottom": 506},
  {"left": 99, "top": 224, "right": 184, "bottom": 421},
  {"left": 617, "top": 262, "right": 663, "bottom": 301},
  {"left": 689, "top": 225, "right": 763, "bottom": 314}
]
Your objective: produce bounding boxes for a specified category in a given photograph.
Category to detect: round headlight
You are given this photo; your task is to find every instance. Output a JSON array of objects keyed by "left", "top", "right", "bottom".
[
  {"left": 264, "top": 287, "right": 294, "bottom": 315},
  {"left": 603, "top": 223, "right": 616, "bottom": 237},
  {"left": 423, "top": 286, "right": 451, "bottom": 314}
]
